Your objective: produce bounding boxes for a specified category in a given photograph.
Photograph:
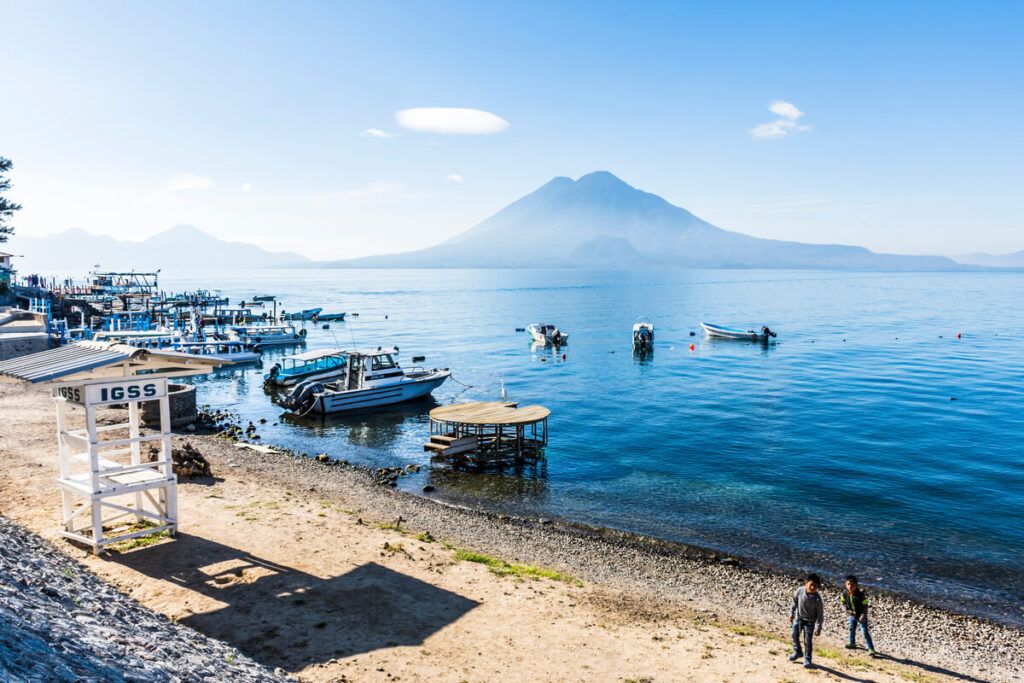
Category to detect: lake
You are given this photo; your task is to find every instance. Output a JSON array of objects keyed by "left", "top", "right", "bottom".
[{"left": 161, "top": 268, "right": 1024, "bottom": 626}]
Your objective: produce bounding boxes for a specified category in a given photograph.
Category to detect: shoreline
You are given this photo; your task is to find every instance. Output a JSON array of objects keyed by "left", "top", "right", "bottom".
[{"left": 2, "top": 377, "right": 1022, "bottom": 681}]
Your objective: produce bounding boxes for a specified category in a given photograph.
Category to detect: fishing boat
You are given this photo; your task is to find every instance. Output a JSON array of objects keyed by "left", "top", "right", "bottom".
[
  {"left": 229, "top": 323, "right": 306, "bottom": 347},
  {"left": 632, "top": 322, "right": 654, "bottom": 350},
  {"left": 175, "top": 340, "right": 261, "bottom": 364},
  {"left": 315, "top": 312, "right": 347, "bottom": 321},
  {"left": 126, "top": 337, "right": 261, "bottom": 364},
  {"left": 264, "top": 348, "right": 348, "bottom": 387},
  {"left": 280, "top": 346, "right": 449, "bottom": 415},
  {"left": 527, "top": 323, "right": 569, "bottom": 345},
  {"left": 701, "top": 322, "right": 777, "bottom": 342},
  {"left": 281, "top": 307, "right": 323, "bottom": 321}
]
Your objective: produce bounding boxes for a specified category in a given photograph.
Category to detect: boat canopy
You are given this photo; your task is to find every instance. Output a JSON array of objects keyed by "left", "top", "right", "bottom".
[{"left": 284, "top": 348, "right": 348, "bottom": 363}]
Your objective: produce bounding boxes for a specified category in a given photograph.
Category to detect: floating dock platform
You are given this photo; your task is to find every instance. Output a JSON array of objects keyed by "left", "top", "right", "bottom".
[{"left": 424, "top": 401, "right": 549, "bottom": 467}]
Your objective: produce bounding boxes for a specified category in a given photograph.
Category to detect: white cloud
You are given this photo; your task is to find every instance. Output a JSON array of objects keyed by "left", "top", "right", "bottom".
[
  {"left": 396, "top": 108, "right": 509, "bottom": 135},
  {"left": 445, "top": 173, "right": 464, "bottom": 183},
  {"left": 164, "top": 172, "right": 212, "bottom": 192},
  {"left": 749, "top": 100, "right": 811, "bottom": 139},
  {"left": 361, "top": 128, "right": 397, "bottom": 139},
  {"left": 241, "top": 182, "right": 252, "bottom": 193}
]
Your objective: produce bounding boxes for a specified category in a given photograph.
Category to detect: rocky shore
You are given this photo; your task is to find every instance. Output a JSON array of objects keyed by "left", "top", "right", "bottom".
[
  {"left": 0, "top": 515, "right": 281, "bottom": 682},
  {"left": 194, "top": 434, "right": 1024, "bottom": 682}
]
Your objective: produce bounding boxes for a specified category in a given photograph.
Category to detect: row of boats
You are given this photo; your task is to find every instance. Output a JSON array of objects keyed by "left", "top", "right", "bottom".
[{"left": 527, "top": 321, "right": 778, "bottom": 351}]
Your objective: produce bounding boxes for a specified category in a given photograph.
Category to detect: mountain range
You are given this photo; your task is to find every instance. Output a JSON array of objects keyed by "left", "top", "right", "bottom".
[
  {"left": 9, "top": 172, "right": 1015, "bottom": 272},
  {"left": 322, "top": 171, "right": 961, "bottom": 270},
  {"left": 12, "top": 225, "right": 309, "bottom": 272}
]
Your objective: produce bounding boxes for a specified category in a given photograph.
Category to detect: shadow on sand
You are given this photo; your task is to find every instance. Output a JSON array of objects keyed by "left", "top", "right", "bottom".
[{"left": 106, "top": 533, "right": 479, "bottom": 671}]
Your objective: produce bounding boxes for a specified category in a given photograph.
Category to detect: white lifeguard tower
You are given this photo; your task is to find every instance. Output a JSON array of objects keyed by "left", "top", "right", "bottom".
[{"left": 0, "top": 341, "right": 221, "bottom": 553}]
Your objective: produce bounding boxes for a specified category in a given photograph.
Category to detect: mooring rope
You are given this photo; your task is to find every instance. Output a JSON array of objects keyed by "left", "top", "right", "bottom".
[{"left": 447, "top": 374, "right": 475, "bottom": 389}]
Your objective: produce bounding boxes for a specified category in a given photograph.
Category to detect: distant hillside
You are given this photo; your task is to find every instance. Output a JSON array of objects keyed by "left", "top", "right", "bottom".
[
  {"left": 954, "top": 250, "right": 1024, "bottom": 268},
  {"left": 11, "top": 225, "right": 309, "bottom": 273},
  {"left": 320, "top": 171, "right": 961, "bottom": 270}
]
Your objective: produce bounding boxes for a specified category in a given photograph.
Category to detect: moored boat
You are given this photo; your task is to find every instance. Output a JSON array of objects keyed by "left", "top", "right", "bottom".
[
  {"left": 315, "top": 312, "right": 346, "bottom": 321},
  {"left": 229, "top": 323, "right": 306, "bottom": 347},
  {"left": 264, "top": 348, "right": 348, "bottom": 387},
  {"left": 280, "top": 346, "right": 449, "bottom": 415},
  {"left": 281, "top": 307, "right": 323, "bottom": 321},
  {"left": 632, "top": 322, "right": 654, "bottom": 350},
  {"left": 701, "top": 322, "right": 777, "bottom": 342},
  {"left": 527, "top": 323, "right": 569, "bottom": 345}
]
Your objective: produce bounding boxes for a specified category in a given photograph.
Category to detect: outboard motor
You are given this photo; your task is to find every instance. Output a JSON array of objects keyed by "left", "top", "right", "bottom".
[
  {"left": 282, "top": 380, "right": 323, "bottom": 413},
  {"left": 761, "top": 326, "right": 777, "bottom": 339},
  {"left": 264, "top": 363, "right": 281, "bottom": 386}
]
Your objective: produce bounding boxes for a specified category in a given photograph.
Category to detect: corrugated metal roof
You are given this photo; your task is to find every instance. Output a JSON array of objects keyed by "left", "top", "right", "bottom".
[{"left": 0, "top": 341, "right": 138, "bottom": 383}]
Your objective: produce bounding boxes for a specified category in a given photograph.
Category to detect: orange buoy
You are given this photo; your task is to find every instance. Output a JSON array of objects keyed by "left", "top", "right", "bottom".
[
  {"left": 956, "top": 332, "right": 962, "bottom": 339},
  {"left": 689, "top": 343, "right": 695, "bottom": 351}
]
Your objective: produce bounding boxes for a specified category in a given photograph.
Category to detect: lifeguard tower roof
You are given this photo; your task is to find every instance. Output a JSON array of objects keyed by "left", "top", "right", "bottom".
[{"left": 0, "top": 340, "right": 222, "bottom": 384}]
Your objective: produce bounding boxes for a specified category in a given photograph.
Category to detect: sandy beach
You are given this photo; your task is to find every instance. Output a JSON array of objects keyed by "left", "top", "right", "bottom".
[{"left": 1, "top": 376, "right": 1021, "bottom": 683}]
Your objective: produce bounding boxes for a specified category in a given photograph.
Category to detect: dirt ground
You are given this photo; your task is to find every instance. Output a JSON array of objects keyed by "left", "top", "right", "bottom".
[{"left": 0, "top": 377, "right": 998, "bottom": 682}]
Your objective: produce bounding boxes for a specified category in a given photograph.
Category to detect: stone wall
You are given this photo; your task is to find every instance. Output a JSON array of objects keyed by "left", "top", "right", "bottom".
[
  {"left": 0, "top": 333, "right": 50, "bottom": 361},
  {"left": 142, "top": 383, "right": 197, "bottom": 428}
]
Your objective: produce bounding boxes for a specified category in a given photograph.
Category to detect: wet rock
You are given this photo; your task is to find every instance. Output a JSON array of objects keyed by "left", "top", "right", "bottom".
[{"left": 422, "top": 485, "right": 435, "bottom": 493}]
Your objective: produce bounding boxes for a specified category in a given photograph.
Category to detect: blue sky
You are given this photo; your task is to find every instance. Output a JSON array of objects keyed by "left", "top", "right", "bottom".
[{"left": 2, "top": 1, "right": 1021, "bottom": 259}]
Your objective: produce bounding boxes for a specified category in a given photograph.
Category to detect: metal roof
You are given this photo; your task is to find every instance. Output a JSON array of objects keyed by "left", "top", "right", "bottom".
[
  {"left": 285, "top": 347, "right": 347, "bottom": 362},
  {"left": 0, "top": 341, "right": 137, "bottom": 383},
  {"left": 0, "top": 340, "right": 221, "bottom": 384}
]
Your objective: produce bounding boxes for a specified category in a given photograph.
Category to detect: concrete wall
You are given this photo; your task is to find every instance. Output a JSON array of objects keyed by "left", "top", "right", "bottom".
[{"left": 0, "top": 333, "right": 50, "bottom": 361}]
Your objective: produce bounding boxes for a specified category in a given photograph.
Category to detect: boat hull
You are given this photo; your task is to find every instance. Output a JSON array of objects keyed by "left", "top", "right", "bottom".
[
  {"left": 313, "top": 371, "right": 449, "bottom": 414},
  {"left": 701, "top": 322, "right": 771, "bottom": 342}
]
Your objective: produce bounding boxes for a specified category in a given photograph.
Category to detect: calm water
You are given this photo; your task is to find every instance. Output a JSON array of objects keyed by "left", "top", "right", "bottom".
[{"left": 160, "top": 269, "right": 1024, "bottom": 626}]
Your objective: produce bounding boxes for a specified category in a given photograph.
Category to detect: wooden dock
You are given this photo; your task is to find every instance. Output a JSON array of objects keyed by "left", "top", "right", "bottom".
[{"left": 424, "top": 401, "right": 550, "bottom": 467}]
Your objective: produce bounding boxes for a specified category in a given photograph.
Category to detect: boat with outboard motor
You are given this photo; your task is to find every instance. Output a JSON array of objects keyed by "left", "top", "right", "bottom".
[
  {"left": 527, "top": 323, "right": 569, "bottom": 345},
  {"left": 315, "top": 312, "right": 347, "bottom": 321},
  {"left": 279, "top": 346, "right": 449, "bottom": 415},
  {"left": 126, "top": 337, "right": 261, "bottom": 364},
  {"left": 632, "top": 322, "right": 654, "bottom": 351},
  {"left": 701, "top": 322, "right": 777, "bottom": 342},
  {"left": 264, "top": 348, "right": 348, "bottom": 387}
]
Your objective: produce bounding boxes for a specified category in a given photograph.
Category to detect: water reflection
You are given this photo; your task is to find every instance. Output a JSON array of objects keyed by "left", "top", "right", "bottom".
[
  {"left": 283, "top": 396, "right": 439, "bottom": 450},
  {"left": 426, "top": 458, "right": 549, "bottom": 506}
]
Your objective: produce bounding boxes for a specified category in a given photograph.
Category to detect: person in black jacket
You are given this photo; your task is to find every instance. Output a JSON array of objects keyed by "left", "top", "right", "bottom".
[{"left": 843, "top": 575, "right": 877, "bottom": 655}]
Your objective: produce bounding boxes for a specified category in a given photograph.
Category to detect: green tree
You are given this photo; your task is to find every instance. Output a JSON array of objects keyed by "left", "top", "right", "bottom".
[{"left": 1, "top": 156, "right": 22, "bottom": 244}]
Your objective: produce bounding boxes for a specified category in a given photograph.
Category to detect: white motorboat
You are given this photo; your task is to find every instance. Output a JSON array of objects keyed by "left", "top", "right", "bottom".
[
  {"left": 229, "top": 323, "right": 306, "bottom": 347},
  {"left": 527, "top": 323, "right": 569, "bottom": 345},
  {"left": 632, "top": 322, "right": 654, "bottom": 350},
  {"left": 280, "top": 346, "right": 449, "bottom": 415},
  {"left": 701, "top": 322, "right": 777, "bottom": 342},
  {"left": 264, "top": 348, "right": 348, "bottom": 387}
]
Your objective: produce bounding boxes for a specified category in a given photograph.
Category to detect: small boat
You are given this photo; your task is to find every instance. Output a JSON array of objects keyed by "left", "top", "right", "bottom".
[
  {"left": 527, "top": 323, "right": 569, "bottom": 345},
  {"left": 701, "top": 322, "right": 777, "bottom": 342},
  {"left": 281, "top": 307, "right": 323, "bottom": 321},
  {"left": 252, "top": 295, "right": 277, "bottom": 302},
  {"left": 229, "top": 323, "right": 306, "bottom": 347},
  {"left": 280, "top": 346, "right": 449, "bottom": 415},
  {"left": 264, "top": 348, "right": 348, "bottom": 387},
  {"left": 174, "top": 340, "right": 261, "bottom": 364},
  {"left": 315, "top": 312, "right": 346, "bottom": 321},
  {"left": 632, "top": 322, "right": 654, "bottom": 350}
]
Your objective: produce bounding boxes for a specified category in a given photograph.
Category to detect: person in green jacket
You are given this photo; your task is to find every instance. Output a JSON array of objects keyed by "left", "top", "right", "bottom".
[{"left": 843, "top": 575, "right": 877, "bottom": 655}]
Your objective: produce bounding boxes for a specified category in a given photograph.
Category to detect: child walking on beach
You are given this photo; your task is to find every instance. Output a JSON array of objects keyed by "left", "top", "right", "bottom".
[
  {"left": 842, "top": 575, "right": 877, "bottom": 655},
  {"left": 788, "top": 573, "right": 825, "bottom": 668}
]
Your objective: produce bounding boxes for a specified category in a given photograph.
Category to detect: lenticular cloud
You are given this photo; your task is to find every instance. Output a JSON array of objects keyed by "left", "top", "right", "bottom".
[{"left": 396, "top": 108, "right": 509, "bottom": 135}]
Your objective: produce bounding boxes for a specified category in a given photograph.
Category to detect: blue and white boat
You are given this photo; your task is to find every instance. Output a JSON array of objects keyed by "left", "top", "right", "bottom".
[
  {"left": 280, "top": 346, "right": 449, "bottom": 415},
  {"left": 264, "top": 348, "right": 348, "bottom": 387},
  {"left": 281, "top": 307, "right": 323, "bottom": 321}
]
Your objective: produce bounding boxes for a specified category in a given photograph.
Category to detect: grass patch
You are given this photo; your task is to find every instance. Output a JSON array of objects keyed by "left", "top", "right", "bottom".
[
  {"left": 107, "top": 522, "right": 170, "bottom": 553},
  {"left": 816, "top": 646, "right": 840, "bottom": 660},
  {"left": 453, "top": 549, "right": 580, "bottom": 585},
  {"left": 415, "top": 531, "right": 435, "bottom": 543},
  {"left": 377, "top": 521, "right": 403, "bottom": 532},
  {"left": 383, "top": 541, "right": 404, "bottom": 554},
  {"left": 897, "top": 672, "right": 935, "bottom": 683},
  {"left": 728, "top": 624, "right": 756, "bottom": 636}
]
